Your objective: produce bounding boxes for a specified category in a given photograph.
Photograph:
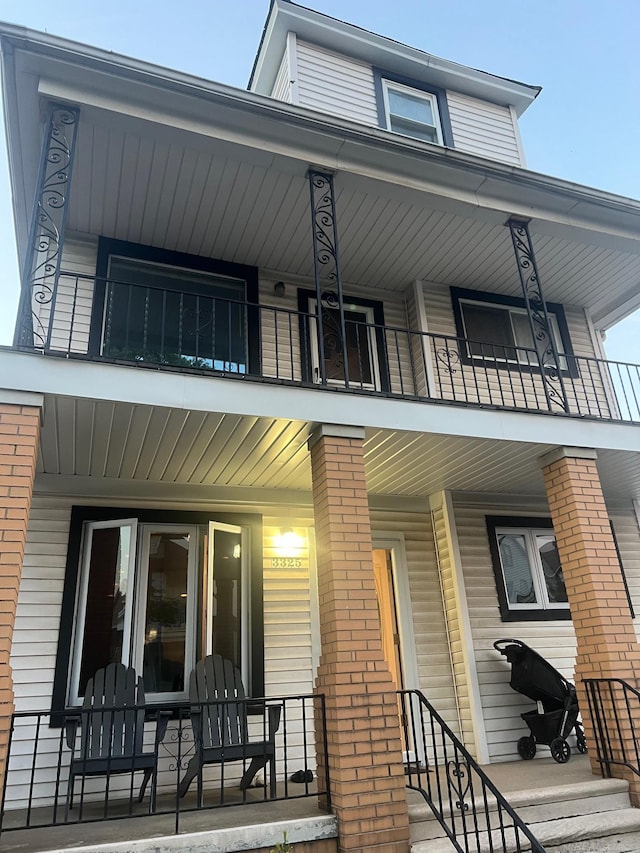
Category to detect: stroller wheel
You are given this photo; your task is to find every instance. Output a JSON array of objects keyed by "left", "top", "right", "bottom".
[
  {"left": 550, "top": 737, "right": 571, "bottom": 763},
  {"left": 517, "top": 736, "right": 536, "bottom": 760},
  {"left": 576, "top": 727, "right": 587, "bottom": 754}
]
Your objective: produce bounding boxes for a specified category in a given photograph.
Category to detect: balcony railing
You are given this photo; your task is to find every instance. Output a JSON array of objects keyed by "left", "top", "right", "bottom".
[
  {"left": 0, "top": 694, "right": 327, "bottom": 835},
  {"left": 16, "top": 271, "right": 640, "bottom": 423}
]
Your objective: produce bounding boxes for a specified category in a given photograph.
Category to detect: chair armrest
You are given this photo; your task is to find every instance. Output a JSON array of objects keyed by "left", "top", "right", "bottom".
[
  {"left": 155, "top": 709, "right": 173, "bottom": 744},
  {"left": 65, "top": 713, "right": 81, "bottom": 751},
  {"left": 268, "top": 703, "right": 282, "bottom": 738}
]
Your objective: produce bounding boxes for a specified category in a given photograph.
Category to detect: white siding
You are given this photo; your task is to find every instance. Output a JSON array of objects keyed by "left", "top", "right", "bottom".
[
  {"left": 271, "top": 48, "right": 292, "bottom": 103},
  {"left": 296, "top": 40, "right": 378, "bottom": 125},
  {"left": 447, "top": 92, "right": 523, "bottom": 166}
]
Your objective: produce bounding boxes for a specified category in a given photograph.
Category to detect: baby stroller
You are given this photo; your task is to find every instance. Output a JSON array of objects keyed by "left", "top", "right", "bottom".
[{"left": 494, "top": 638, "right": 587, "bottom": 763}]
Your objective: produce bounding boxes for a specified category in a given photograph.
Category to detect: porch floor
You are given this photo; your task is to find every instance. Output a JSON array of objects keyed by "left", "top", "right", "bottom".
[{"left": 0, "top": 757, "right": 597, "bottom": 853}]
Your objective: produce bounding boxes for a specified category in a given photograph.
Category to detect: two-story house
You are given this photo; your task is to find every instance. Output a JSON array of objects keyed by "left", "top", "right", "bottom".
[{"left": 1, "top": 2, "right": 640, "bottom": 852}]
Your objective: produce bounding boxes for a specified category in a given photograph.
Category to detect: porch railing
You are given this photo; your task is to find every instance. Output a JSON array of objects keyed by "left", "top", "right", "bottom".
[
  {"left": 584, "top": 678, "right": 640, "bottom": 781},
  {"left": 16, "top": 271, "right": 640, "bottom": 423},
  {"left": 0, "top": 693, "right": 327, "bottom": 836},
  {"left": 399, "top": 689, "right": 545, "bottom": 853}
]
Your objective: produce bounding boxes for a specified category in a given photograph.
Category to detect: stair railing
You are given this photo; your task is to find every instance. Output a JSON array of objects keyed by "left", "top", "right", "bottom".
[
  {"left": 398, "top": 689, "right": 545, "bottom": 853},
  {"left": 584, "top": 677, "right": 640, "bottom": 780}
]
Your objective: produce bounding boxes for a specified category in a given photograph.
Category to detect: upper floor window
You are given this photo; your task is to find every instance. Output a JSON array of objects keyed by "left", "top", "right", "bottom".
[
  {"left": 90, "top": 240, "right": 260, "bottom": 375},
  {"left": 374, "top": 70, "right": 454, "bottom": 147},
  {"left": 450, "top": 287, "right": 575, "bottom": 372}
]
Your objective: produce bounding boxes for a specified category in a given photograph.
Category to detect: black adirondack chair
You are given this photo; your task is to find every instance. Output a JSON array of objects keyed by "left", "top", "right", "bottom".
[
  {"left": 66, "top": 662, "right": 169, "bottom": 812},
  {"left": 178, "top": 655, "right": 281, "bottom": 805}
]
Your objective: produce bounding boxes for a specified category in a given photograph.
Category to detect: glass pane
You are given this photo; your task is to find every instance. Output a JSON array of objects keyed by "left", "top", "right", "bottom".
[
  {"left": 142, "top": 532, "right": 190, "bottom": 693},
  {"left": 461, "top": 303, "right": 516, "bottom": 358},
  {"left": 321, "top": 307, "right": 373, "bottom": 384},
  {"left": 511, "top": 311, "right": 535, "bottom": 350},
  {"left": 210, "top": 528, "right": 242, "bottom": 670},
  {"left": 498, "top": 532, "right": 538, "bottom": 605},
  {"left": 79, "top": 525, "right": 132, "bottom": 695},
  {"left": 537, "top": 535, "right": 568, "bottom": 603},
  {"left": 388, "top": 89, "right": 434, "bottom": 125}
]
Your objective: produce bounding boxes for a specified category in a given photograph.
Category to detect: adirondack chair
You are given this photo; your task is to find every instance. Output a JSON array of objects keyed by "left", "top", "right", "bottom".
[
  {"left": 178, "top": 655, "right": 281, "bottom": 804},
  {"left": 66, "top": 662, "right": 169, "bottom": 812}
]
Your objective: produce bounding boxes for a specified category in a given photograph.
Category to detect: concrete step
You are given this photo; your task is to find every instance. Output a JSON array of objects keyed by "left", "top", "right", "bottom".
[{"left": 410, "top": 776, "right": 637, "bottom": 851}]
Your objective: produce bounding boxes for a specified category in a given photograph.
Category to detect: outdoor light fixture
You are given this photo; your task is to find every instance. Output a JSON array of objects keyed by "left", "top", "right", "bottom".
[
  {"left": 273, "top": 280, "right": 286, "bottom": 297},
  {"left": 274, "top": 528, "right": 304, "bottom": 557}
]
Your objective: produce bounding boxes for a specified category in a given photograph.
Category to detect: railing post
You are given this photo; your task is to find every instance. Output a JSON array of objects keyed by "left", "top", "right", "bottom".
[
  {"left": 307, "top": 170, "right": 349, "bottom": 387},
  {"left": 507, "top": 217, "right": 569, "bottom": 413},
  {"left": 14, "top": 102, "right": 80, "bottom": 350}
]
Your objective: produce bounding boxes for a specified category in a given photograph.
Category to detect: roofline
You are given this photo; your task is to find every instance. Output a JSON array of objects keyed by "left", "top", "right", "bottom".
[{"left": 248, "top": 0, "right": 541, "bottom": 115}]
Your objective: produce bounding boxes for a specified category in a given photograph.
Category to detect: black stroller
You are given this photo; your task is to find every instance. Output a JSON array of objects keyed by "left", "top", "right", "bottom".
[{"left": 494, "top": 639, "right": 587, "bottom": 763}]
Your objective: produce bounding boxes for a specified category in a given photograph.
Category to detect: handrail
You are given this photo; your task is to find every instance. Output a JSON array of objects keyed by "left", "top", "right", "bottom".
[
  {"left": 15, "top": 269, "right": 640, "bottom": 424},
  {"left": 584, "top": 677, "right": 640, "bottom": 780},
  {"left": 398, "top": 689, "right": 545, "bottom": 853}
]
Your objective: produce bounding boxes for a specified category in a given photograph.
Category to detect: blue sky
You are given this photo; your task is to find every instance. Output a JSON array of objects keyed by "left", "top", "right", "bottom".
[{"left": 0, "top": 0, "right": 638, "bottom": 359}]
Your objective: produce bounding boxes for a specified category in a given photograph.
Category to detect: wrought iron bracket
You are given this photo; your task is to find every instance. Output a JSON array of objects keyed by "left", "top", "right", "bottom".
[
  {"left": 307, "top": 169, "right": 349, "bottom": 386},
  {"left": 507, "top": 216, "right": 569, "bottom": 412},
  {"left": 15, "top": 102, "right": 80, "bottom": 349}
]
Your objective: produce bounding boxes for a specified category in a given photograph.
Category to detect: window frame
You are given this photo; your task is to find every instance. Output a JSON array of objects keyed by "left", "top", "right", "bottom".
[
  {"left": 451, "top": 286, "right": 577, "bottom": 377},
  {"left": 373, "top": 69, "right": 454, "bottom": 148},
  {"left": 486, "top": 516, "right": 571, "bottom": 623},
  {"left": 52, "top": 506, "right": 264, "bottom": 719},
  {"left": 297, "top": 289, "right": 390, "bottom": 392},
  {"left": 90, "top": 239, "right": 261, "bottom": 376}
]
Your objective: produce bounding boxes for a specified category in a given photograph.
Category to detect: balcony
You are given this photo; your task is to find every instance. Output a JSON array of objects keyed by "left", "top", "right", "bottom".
[{"left": 15, "top": 271, "right": 640, "bottom": 424}]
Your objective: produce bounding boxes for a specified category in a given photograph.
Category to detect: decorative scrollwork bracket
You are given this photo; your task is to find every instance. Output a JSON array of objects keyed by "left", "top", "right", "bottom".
[
  {"left": 507, "top": 217, "right": 569, "bottom": 412},
  {"left": 446, "top": 758, "right": 471, "bottom": 811},
  {"left": 15, "top": 103, "right": 80, "bottom": 349},
  {"left": 307, "top": 170, "right": 348, "bottom": 386}
]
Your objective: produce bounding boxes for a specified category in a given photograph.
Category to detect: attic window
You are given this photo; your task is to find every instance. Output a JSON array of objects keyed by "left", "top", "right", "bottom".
[
  {"left": 382, "top": 81, "right": 443, "bottom": 144},
  {"left": 374, "top": 70, "right": 454, "bottom": 147}
]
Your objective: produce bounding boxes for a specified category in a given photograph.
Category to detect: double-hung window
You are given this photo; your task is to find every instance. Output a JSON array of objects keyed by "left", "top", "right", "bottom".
[
  {"left": 451, "top": 287, "right": 573, "bottom": 371},
  {"left": 382, "top": 80, "right": 443, "bottom": 144},
  {"left": 53, "top": 508, "right": 263, "bottom": 711},
  {"left": 486, "top": 517, "right": 569, "bottom": 622}
]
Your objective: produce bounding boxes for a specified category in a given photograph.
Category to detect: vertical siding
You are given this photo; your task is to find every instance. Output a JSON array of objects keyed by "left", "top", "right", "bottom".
[
  {"left": 447, "top": 92, "right": 523, "bottom": 166},
  {"left": 270, "top": 48, "right": 292, "bottom": 103},
  {"left": 296, "top": 40, "right": 378, "bottom": 125}
]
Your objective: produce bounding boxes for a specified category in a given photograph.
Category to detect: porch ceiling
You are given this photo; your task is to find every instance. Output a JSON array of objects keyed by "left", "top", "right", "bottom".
[
  {"left": 35, "top": 397, "right": 640, "bottom": 503},
  {"left": 60, "top": 108, "right": 640, "bottom": 327}
]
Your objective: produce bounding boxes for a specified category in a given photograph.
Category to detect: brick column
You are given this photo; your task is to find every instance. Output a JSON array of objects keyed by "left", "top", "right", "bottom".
[
  {"left": 309, "top": 425, "right": 409, "bottom": 853},
  {"left": 540, "top": 446, "right": 640, "bottom": 799},
  {"left": 0, "top": 396, "right": 41, "bottom": 794}
]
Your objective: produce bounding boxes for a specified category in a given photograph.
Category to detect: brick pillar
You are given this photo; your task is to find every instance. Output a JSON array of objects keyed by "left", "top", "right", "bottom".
[
  {"left": 540, "top": 446, "right": 640, "bottom": 800},
  {"left": 309, "top": 425, "right": 410, "bottom": 853},
  {"left": 0, "top": 398, "right": 41, "bottom": 794}
]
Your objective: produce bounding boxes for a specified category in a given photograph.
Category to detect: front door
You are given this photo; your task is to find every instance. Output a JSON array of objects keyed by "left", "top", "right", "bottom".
[{"left": 372, "top": 548, "right": 404, "bottom": 691}]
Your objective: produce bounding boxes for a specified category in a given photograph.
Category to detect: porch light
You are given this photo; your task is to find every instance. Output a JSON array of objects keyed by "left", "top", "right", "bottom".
[{"left": 274, "top": 528, "right": 304, "bottom": 557}]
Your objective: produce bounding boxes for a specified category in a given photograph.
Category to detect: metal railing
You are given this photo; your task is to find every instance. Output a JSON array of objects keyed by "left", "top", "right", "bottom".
[
  {"left": 16, "top": 271, "right": 640, "bottom": 423},
  {"left": 0, "top": 693, "right": 327, "bottom": 835},
  {"left": 399, "top": 689, "right": 545, "bottom": 853},
  {"left": 584, "top": 678, "right": 640, "bottom": 780}
]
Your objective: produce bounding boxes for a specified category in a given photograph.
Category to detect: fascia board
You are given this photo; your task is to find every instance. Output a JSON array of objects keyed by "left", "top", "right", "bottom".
[{"left": 249, "top": 0, "right": 540, "bottom": 115}]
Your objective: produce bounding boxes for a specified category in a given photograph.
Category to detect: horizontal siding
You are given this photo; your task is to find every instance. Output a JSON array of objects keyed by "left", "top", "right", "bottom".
[
  {"left": 270, "top": 48, "right": 291, "bottom": 103},
  {"left": 447, "top": 92, "right": 523, "bottom": 166},
  {"left": 296, "top": 40, "right": 378, "bottom": 125}
]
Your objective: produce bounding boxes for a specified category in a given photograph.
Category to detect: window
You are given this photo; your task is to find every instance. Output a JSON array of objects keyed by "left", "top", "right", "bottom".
[
  {"left": 91, "top": 240, "right": 260, "bottom": 375},
  {"left": 53, "top": 508, "right": 263, "bottom": 712},
  {"left": 451, "top": 287, "right": 575, "bottom": 372},
  {"left": 486, "top": 517, "right": 570, "bottom": 622},
  {"left": 373, "top": 70, "right": 454, "bottom": 147},
  {"left": 298, "top": 290, "right": 389, "bottom": 392}
]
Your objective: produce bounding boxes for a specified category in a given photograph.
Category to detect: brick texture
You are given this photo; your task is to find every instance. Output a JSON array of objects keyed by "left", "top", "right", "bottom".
[
  {"left": 0, "top": 404, "right": 40, "bottom": 793},
  {"left": 541, "top": 451, "right": 640, "bottom": 801},
  {"left": 309, "top": 432, "right": 410, "bottom": 853}
]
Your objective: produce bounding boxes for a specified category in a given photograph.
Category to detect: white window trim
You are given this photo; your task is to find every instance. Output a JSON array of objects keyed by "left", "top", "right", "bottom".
[
  {"left": 496, "top": 526, "right": 567, "bottom": 612},
  {"left": 308, "top": 297, "right": 382, "bottom": 391},
  {"left": 381, "top": 79, "right": 443, "bottom": 145},
  {"left": 459, "top": 298, "right": 567, "bottom": 368}
]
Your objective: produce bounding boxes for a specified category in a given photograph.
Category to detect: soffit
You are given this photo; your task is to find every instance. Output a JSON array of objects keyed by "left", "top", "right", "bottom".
[
  {"left": 36, "top": 398, "right": 640, "bottom": 503},
  {"left": 60, "top": 111, "right": 640, "bottom": 324}
]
